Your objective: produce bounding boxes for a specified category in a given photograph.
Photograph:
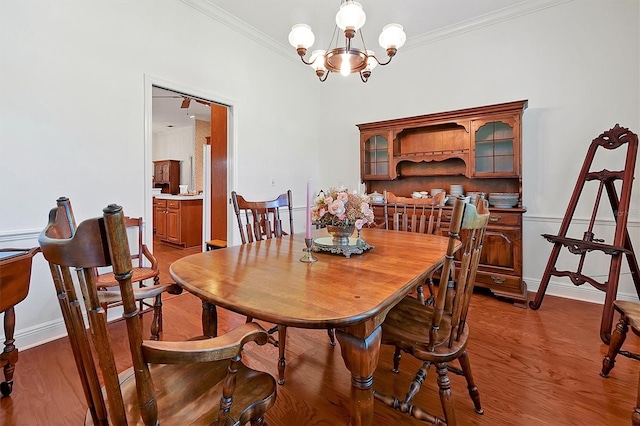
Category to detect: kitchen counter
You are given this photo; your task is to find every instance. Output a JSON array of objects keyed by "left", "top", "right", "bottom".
[{"left": 153, "top": 194, "right": 204, "bottom": 201}]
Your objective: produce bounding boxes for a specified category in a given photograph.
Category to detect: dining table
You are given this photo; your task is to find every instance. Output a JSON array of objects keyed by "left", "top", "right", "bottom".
[{"left": 169, "top": 227, "right": 457, "bottom": 426}]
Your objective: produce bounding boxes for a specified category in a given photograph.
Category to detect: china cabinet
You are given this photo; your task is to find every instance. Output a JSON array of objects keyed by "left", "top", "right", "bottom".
[{"left": 358, "top": 100, "right": 528, "bottom": 306}]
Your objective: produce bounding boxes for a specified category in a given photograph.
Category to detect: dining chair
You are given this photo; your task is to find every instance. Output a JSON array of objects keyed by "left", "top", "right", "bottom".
[
  {"left": 52, "top": 197, "right": 179, "bottom": 340},
  {"left": 231, "top": 190, "right": 335, "bottom": 385},
  {"left": 383, "top": 191, "right": 447, "bottom": 305},
  {"left": 374, "top": 198, "right": 490, "bottom": 425},
  {"left": 38, "top": 202, "right": 277, "bottom": 425},
  {"left": 601, "top": 300, "right": 640, "bottom": 425},
  {"left": 94, "top": 216, "right": 166, "bottom": 333}
]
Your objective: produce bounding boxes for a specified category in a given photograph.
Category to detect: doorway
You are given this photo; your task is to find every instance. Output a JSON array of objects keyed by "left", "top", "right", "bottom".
[{"left": 144, "top": 75, "right": 234, "bottom": 256}]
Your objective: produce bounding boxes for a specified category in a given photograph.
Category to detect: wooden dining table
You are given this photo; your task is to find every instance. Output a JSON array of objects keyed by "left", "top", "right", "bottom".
[{"left": 169, "top": 227, "right": 457, "bottom": 426}]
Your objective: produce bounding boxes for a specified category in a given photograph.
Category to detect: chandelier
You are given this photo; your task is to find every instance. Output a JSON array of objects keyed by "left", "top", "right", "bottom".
[{"left": 288, "top": 1, "right": 406, "bottom": 83}]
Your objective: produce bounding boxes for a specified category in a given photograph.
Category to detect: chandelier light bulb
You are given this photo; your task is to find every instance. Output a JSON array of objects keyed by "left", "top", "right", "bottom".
[
  {"left": 335, "top": 1, "right": 366, "bottom": 31},
  {"left": 340, "top": 53, "right": 351, "bottom": 76},
  {"left": 309, "top": 50, "right": 327, "bottom": 71},
  {"left": 365, "top": 50, "right": 377, "bottom": 71},
  {"left": 378, "top": 23, "right": 406, "bottom": 50},
  {"left": 288, "top": 24, "right": 315, "bottom": 49}
]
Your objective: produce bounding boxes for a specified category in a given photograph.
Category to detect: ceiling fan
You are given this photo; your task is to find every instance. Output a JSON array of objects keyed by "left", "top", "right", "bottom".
[{"left": 153, "top": 94, "right": 211, "bottom": 108}]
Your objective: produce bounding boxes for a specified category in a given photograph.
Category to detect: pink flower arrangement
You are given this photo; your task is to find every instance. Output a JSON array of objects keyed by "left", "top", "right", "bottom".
[{"left": 311, "top": 185, "right": 374, "bottom": 229}]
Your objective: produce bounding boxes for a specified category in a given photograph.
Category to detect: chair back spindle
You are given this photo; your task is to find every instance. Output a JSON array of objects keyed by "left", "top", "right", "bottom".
[
  {"left": 384, "top": 191, "right": 446, "bottom": 235},
  {"left": 232, "top": 191, "right": 293, "bottom": 244}
]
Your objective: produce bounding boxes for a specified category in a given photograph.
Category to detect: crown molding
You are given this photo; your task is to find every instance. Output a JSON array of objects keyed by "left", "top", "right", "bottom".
[
  {"left": 181, "top": 0, "right": 572, "bottom": 60},
  {"left": 404, "top": 0, "right": 573, "bottom": 50},
  {"left": 180, "top": 0, "right": 296, "bottom": 63}
]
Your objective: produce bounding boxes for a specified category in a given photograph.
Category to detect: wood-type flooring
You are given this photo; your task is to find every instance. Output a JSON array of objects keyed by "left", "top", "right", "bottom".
[{"left": 1, "top": 239, "right": 638, "bottom": 425}]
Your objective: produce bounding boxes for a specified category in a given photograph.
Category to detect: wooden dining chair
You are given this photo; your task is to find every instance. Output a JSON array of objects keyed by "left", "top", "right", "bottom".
[
  {"left": 383, "top": 191, "right": 447, "bottom": 305},
  {"left": 51, "top": 197, "right": 178, "bottom": 340},
  {"left": 374, "top": 198, "right": 490, "bottom": 425},
  {"left": 94, "top": 216, "right": 165, "bottom": 334},
  {"left": 601, "top": 301, "right": 640, "bottom": 425},
  {"left": 231, "top": 190, "right": 335, "bottom": 385},
  {"left": 38, "top": 202, "right": 277, "bottom": 425}
]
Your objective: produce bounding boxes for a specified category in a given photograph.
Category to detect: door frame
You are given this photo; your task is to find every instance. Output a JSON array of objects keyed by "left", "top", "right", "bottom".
[{"left": 143, "top": 74, "right": 238, "bottom": 251}]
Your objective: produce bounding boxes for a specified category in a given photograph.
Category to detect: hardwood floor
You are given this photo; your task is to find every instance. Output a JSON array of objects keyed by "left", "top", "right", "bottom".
[{"left": 2, "top": 241, "right": 638, "bottom": 425}]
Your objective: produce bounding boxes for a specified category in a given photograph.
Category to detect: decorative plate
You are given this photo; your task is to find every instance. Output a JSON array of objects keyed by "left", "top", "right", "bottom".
[{"left": 312, "top": 237, "right": 374, "bottom": 258}]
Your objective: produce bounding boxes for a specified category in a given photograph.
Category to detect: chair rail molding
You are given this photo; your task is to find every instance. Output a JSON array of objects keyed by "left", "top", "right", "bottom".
[{"left": 0, "top": 229, "right": 41, "bottom": 244}]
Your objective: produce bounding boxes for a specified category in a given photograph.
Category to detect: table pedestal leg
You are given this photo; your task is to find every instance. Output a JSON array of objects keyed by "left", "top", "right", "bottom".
[
  {"left": 201, "top": 301, "right": 217, "bottom": 337},
  {"left": 336, "top": 326, "right": 381, "bottom": 426}
]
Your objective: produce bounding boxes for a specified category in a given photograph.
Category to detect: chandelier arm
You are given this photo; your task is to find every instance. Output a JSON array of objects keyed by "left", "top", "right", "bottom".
[
  {"left": 373, "top": 54, "right": 394, "bottom": 67},
  {"left": 359, "top": 71, "right": 369, "bottom": 83},
  {"left": 299, "top": 55, "right": 315, "bottom": 66},
  {"left": 319, "top": 71, "right": 330, "bottom": 82}
]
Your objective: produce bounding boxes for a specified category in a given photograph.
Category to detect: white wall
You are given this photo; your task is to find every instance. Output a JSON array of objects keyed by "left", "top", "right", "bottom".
[
  {"left": 321, "top": 0, "right": 640, "bottom": 304},
  {"left": 0, "top": 0, "right": 323, "bottom": 348},
  {"left": 153, "top": 127, "right": 194, "bottom": 188},
  {"left": 1, "top": 0, "right": 639, "bottom": 350}
]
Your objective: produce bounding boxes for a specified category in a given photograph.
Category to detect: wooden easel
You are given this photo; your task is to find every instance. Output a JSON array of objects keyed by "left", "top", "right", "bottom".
[{"left": 529, "top": 124, "right": 640, "bottom": 343}]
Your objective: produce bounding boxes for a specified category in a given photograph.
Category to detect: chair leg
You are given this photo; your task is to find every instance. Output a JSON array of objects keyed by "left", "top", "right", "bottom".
[
  {"left": 405, "top": 362, "right": 431, "bottom": 405},
  {"left": 392, "top": 347, "right": 402, "bottom": 373},
  {"left": 250, "top": 416, "right": 266, "bottom": 425},
  {"left": 458, "top": 350, "right": 483, "bottom": 414},
  {"left": 602, "top": 315, "right": 629, "bottom": 377},
  {"left": 425, "top": 277, "right": 436, "bottom": 307},
  {"left": 327, "top": 328, "right": 336, "bottom": 346},
  {"left": 265, "top": 324, "right": 279, "bottom": 347},
  {"left": 277, "top": 325, "right": 286, "bottom": 385},
  {"left": 634, "top": 372, "right": 640, "bottom": 426},
  {"left": 416, "top": 284, "right": 425, "bottom": 305},
  {"left": 436, "top": 362, "right": 457, "bottom": 426},
  {"left": 149, "top": 294, "right": 162, "bottom": 341}
]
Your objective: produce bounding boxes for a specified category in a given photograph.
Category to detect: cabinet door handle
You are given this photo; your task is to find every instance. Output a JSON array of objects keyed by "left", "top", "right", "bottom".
[
  {"left": 491, "top": 276, "right": 506, "bottom": 284},
  {"left": 489, "top": 215, "right": 501, "bottom": 222}
]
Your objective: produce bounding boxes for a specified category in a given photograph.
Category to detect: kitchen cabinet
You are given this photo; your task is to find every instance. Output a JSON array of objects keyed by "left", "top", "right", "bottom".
[
  {"left": 153, "top": 197, "right": 202, "bottom": 248},
  {"left": 358, "top": 100, "right": 528, "bottom": 306},
  {"left": 154, "top": 198, "right": 167, "bottom": 239},
  {"left": 153, "top": 160, "right": 180, "bottom": 194}
]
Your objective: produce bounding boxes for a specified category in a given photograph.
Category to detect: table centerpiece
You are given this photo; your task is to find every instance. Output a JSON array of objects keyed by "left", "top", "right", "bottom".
[{"left": 310, "top": 185, "right": 375, "bottom": 257}]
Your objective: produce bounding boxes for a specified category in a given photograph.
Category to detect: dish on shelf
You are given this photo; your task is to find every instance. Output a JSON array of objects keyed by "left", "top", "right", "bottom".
[
  {"left": 446, "top": 195, "right": 470, "bottom": 205},
  {"left": 369, "top": 191, "right": 384, "bottom": 203},
  {"left": 488, "top": 192, "right": 519, "bottom": 208},
  {"left": 411, "top": 190, "right": 431, "bottom": 199}
]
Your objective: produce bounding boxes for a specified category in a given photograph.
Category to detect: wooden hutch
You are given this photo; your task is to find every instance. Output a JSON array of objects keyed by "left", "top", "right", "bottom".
[
  {"left": 358, "top": 100, "right": 528, "bottom": 306},
  {"left": 153, "top": 160, "right": 180, "bottom": 194}
]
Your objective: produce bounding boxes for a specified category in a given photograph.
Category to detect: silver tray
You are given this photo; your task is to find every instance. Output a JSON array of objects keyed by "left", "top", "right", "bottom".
[{"left": 312, "top": 236, "right": 374, "bottom": 258}]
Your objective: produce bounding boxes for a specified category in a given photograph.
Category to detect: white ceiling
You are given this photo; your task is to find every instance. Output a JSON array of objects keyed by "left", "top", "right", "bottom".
[
  {"left": 152, "top": 86, "right": 212, "bottom": 133},
  {"left": 154, "top": 0, "right": 550, "bottom": 132},
  {"left": 190, "top": 0, "right": 540, "bottom": 55},
  {"left": 201, "top": 0, "right": 527, "bottom": 52}
]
